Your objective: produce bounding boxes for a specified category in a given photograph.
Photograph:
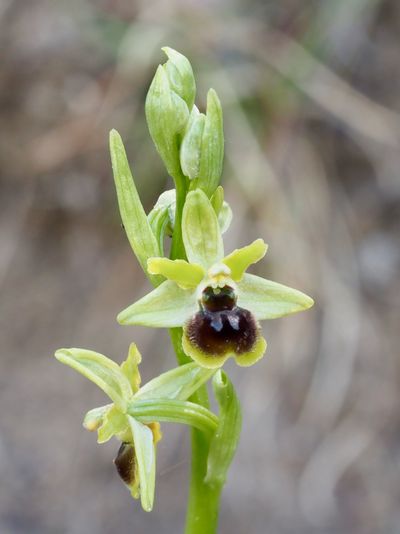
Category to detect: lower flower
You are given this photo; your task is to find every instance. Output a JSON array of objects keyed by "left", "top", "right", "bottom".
[{"left": 114, "top": 422, "right": 161, "bottom": 499}]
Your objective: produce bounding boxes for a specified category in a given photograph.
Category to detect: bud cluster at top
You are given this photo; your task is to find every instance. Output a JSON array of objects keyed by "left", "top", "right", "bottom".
[{"left": 145, "top": 47, "right": 224, "bottom": 197}]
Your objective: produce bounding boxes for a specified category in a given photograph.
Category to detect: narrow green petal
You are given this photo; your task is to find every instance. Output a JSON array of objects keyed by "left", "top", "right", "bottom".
[
  {"left": 147, "top": 257, "right": 205, "bottom": 290},
  {"left": 109, "top": 130, "right": 162, "bottom": 286},
  {"left": 237, "top": 273, "right": 314, "bottom": 320},
  {"left": 120, "top": 343, "right": 142, "bottom": 394},
  {"left": 223, "top": 239, "right": 268, "bottom": 282},
  {"left": 55, "top": 348, "right": 132, "bottom": 409},
  {"left": 128, "top": 416, "right": 156, "bottom": 512},
  {"left": 182, "top": 189, "right": 224, "bottom": 268},
  {"left": 134, "top": 362, "right": 215, "bottom": 401},
  {"left": 117, "top": 280, "right": 197, "bottom": 328}
]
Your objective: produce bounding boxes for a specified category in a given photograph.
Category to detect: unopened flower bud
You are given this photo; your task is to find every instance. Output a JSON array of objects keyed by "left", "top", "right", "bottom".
[
  {"left": 180, "top": 107, "right": 206, "bottom": 180},
  {"left": 145, "top": 51, "right": 192, "bottom": 179},
  {"left": 191, "top": 89, "right": 224, "bottom": 197},
  {"left": 162, "top": 47, "right": 196, "bottom": 110}
]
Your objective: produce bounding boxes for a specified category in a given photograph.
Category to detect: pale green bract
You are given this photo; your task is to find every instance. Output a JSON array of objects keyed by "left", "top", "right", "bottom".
[
  {"left": 205, "top": 371, "right": 242, "bottom": 486},
  {"left": 118, "top": 189, "right": 314, "bottom": 369},
  {"left": 54, "top": 344, "right": 216, "bottom": 511}
]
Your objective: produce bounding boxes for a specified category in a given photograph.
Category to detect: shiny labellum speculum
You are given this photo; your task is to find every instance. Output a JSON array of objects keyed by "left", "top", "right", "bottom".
[{"left": 186, "top": 285, "right": 259, "bottom": 357}]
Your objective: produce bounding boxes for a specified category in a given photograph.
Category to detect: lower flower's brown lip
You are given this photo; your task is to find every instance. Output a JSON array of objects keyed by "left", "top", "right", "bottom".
[
  {"left": 186, "top": 306, "right": 258, "bottom": 357},
  {"left": 114, "top": 442, "right": 136, "bottom": 485}
]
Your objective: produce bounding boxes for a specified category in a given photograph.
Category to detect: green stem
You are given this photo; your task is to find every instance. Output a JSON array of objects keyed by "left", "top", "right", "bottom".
[
  {"left": 170, "top": 170, "right": 187, "bottom": 261},
  {"left": 170, "top": 328, "right": 221, "bottom": 534},
  {"left": 168, "top": 184, "right": 221, "bottom": 533},
  {"left": 184, "top": 400, "right": 223, "bottom": 534},
  {"left": 127, "top": 399, "right": 218, "bottom": 436}
]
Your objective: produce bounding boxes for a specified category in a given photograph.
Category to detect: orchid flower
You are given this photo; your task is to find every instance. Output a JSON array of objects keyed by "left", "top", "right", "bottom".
[
  {"left": 118, "top": 190, "right": 314, "bottom": 369},
  {"left": 55, "top": 344, "right": 216, "bottom": 511}
]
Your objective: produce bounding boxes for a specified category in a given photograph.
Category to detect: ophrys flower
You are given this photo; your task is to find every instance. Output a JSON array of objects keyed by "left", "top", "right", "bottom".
[
  {"left": 55, "top": 343, "right": 215, "bottom": 510},
  {"left": 118, "top": 190, "right": 314, "bottom": 369}
]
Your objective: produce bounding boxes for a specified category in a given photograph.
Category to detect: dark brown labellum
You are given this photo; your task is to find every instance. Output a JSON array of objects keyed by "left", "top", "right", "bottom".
[
  {"left": 187, "top": 307, "right": 258, "bottom": 356},
  {"left": 114, "top": 442, "right": 135, "bottom": 485}
]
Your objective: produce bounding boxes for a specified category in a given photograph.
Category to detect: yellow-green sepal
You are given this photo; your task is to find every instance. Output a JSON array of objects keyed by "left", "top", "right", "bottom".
[
  {"left": 128, "top": 416, "right": 156, "bottom": 512},
  {"left": 117, "top": 280, "right": 197, "bottom": 328},
  {"left": 223, "top": 239, "right": 268, "bottom": 282},
  {"left": 237, "top": 273, "right": 314, "bottom": 319},
  {"left": 182, "top": 189, "right": 224, "bottom": 268},
  {"left": 147, "top": 257, "right": 204, "bottom": 289},
  {"left": 134, "top": 362, "right": 215, "bottom": 402},
  {"left": 54, "top": 348, "right": 133, "bottom": 411}
]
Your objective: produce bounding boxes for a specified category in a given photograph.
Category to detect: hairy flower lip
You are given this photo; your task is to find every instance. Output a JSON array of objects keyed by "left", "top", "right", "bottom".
[
  {"left": 186, "top": 306, "right": 259, "bottom": 357},
  {"left": 114, "top": 442, "right": 136, "bottom": 486}
]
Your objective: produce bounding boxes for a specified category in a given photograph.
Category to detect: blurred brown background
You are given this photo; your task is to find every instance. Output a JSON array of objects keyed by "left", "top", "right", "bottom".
[{"left": 1, "top": 0, "right": 400, "bottom": 533}]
